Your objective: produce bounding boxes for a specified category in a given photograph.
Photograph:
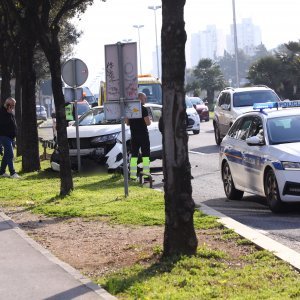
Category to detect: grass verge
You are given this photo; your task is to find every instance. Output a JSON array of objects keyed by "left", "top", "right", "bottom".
[{"left": 0, "top": 154, "right": 299, "bottom": 299}]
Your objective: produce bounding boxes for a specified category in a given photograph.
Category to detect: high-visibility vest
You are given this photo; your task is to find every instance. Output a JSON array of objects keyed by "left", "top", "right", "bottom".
[{"left": 65, "top": 104, "right": 74, "bottom": 121}]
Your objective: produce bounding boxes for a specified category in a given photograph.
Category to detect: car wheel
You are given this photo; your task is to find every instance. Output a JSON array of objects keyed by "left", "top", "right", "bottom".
[
  {"left": 222, "top": 161, "right": 244, "bottom": 200},
  {"left": 193, "top": 130, "right": 200, "bottom": 135},
  {"left": 264, "top": 169, "right": 284, "bottom": 213},
  {"left": 214, "top": 123, "right": 222, "bottom": 145}
]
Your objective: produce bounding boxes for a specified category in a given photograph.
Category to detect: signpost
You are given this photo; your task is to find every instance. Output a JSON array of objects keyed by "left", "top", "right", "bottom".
[
  {"left": 104, "top": 42, "right": 138, "bottom": 197},
  {"left": 61, "top": 58, "right": 89, "bottom": 172}
]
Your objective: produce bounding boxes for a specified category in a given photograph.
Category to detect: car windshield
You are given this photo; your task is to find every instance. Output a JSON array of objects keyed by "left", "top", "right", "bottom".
[
  {"left": 267, "top": 115, "right": 300, "bottom": 144},
  {"left": 189, "top": 97, "right": 204, "bottom": 105},
  {"left": 185, "top": 98, "right": 194, "bottom": 108},
  {"left": 77, "top": 103, "right": 90, "bottom": 115},
  {"left": 78, "top": 107, "right": 121, "bottom": 126},
  {"left": 233, "top": 90, "right": 280, "bottom": 107},
  {"left": 138, "top": 84, "right": 162, "bottom": 105}
]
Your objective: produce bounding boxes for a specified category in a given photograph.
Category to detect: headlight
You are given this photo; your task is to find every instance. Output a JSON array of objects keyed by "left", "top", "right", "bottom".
[
  {"left": 282, "top": 161, "right": 300, "bottom": 170},
  {"left": 91, "top": 133, "right": 119, "bottom": 145}
]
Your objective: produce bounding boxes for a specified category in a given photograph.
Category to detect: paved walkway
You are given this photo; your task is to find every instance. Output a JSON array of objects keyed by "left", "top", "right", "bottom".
[{"left": 0, "top": 211, "right": 116, "bottom": 300}]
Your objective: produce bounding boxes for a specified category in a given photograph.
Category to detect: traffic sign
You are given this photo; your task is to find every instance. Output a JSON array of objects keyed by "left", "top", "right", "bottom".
[{"left": 62, "top": 58, "right": 88, "bottom": 87}]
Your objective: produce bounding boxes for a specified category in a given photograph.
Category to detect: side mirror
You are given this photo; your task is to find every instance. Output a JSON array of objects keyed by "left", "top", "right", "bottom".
[
  {"left": 68, "top": 120, "right": 75, "bottom": 126},
  {"left": 246, "top": 136, "right": 265, "bottom": 146},
  {"left": 193, "top": 104, "right": 196, "bottom": 109},
  {"left": 220, "top": 104, "right": 230, "bottom": 111},
  {"left": 51, "top": 112, "right": 56, "bottom": 118},
  {"left": 204, "top": 101, "right": 208, "bottom": 105}
]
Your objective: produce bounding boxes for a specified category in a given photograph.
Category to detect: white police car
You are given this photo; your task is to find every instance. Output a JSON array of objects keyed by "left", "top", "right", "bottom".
[{"left": 219, "top": 100, "right": 300, "bottom": 213}]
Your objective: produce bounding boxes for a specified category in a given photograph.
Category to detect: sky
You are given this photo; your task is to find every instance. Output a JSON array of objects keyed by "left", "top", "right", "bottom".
[{"left": 72, "top": 0, "right": 300, "bottom": 94}]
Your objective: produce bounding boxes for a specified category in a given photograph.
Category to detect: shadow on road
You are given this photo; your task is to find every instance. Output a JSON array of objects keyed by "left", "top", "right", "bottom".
[{"left": 190, "top": 145, "right": 220, "bottom": 154}]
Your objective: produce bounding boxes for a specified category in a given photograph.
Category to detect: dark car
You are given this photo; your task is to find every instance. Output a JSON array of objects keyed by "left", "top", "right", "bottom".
[{"left": 188, "top": 97, "right": 209, "bottom": 122}]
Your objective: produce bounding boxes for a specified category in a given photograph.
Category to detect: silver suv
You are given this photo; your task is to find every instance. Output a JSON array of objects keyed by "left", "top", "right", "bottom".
[{"left": 213, "top": 86, "right": 280, "bottom": 145}]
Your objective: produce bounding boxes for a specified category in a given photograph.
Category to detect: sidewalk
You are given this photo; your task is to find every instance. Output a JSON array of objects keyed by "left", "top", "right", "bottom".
[{"left": 0, "top": 211, "right": 116, "bottom": 300}]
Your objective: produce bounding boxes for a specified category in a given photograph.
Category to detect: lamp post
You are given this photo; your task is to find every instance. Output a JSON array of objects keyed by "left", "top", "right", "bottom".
[
  {"left": 232, "top": 0, "right": 239, "bottom": 87},
  {"left": 122, "top": 39, "right": 132, "bottom": 43},
  {"left": 133, "top": 25, "right": 144, "bottom": 74},
  {"left": 148, "top": 5, "right": 161, "bottom": 79}
]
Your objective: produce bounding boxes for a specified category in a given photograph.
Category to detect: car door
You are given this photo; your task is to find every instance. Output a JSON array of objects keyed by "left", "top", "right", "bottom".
[
  {"left": 241, "top": 116, "right": 265, "bottom": 194},
  {"left": 217, "top": 92, "right": 231, "bottom": 137},
  {"left": 146, "top": 106, "right": 162, "bottom": 153},
  {"left": 225, "top": 116, "right": 253, "bottom": 189}
]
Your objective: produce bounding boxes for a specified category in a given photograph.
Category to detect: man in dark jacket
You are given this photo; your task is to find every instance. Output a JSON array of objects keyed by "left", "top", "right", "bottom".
[{"left": 0, "top": 97, "right": 20, "bottom": 178}]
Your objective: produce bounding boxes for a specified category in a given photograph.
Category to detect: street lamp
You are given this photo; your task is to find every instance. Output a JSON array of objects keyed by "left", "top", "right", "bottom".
[
  {"left": 232, "top": 0, "right": 239, "bottom": 87},
  {"left": 133, "top": 25, "right": 144, "bottom": 74},
  {"left": 148, "top": 5, "right": 161, "bottom": 79},
  {"left": 122, "top": 39, "right": 132, "bottom": 43}
]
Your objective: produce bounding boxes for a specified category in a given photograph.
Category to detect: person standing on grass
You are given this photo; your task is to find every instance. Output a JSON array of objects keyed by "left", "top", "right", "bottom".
[
  {"left": 0, "top": 97, "right": 20, "bottom": 179},
  {"left": 125, "top": 92, "right": 151, "bottom": 181}
]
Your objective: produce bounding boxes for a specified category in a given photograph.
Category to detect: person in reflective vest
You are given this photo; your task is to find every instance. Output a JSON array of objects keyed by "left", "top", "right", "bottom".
[
  {"left": 125, "top": 92, "right": 151, "bottom": 181},
  {"left": 65, "top": 102, "right": 74, "bottom": 122}
]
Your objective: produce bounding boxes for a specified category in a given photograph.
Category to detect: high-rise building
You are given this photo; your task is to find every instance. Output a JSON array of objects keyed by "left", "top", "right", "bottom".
[
  {"left": 227, "top": 18, "right": 262, "bottom": 56},
  {"left": 190, "top": 25, "right": 225, "bottom": 67}
]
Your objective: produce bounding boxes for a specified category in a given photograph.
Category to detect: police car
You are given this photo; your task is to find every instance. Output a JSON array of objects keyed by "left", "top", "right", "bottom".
[{"left": 219, "top": 100, "right": 300, "bottom": 213}]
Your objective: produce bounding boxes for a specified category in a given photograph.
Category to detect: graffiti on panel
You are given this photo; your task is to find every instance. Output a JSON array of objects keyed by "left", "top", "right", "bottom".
[{"left": 106, "top": 61, "right": 119, "bottom": 100}]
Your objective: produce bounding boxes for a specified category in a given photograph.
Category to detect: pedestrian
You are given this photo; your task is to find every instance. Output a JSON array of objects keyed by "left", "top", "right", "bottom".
[
  {"left": 125, "top": 92, "right": 151, "bottom": 181},
  {"left": 0, "top": 97, "right": 20, "bottom": 178}
]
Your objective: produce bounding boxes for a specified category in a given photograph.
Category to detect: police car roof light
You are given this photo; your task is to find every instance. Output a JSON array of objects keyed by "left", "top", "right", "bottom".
[{"left": 253, "top": 102, "right": 278, "bottom": 110}]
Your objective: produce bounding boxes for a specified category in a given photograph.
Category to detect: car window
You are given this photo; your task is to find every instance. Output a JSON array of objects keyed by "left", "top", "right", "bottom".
[
  {"left": 185, "top": 98, "right": 193, "bottom": 108},
  {"left": 150, "top": 107, "right": 162, "bottom": 122},
  {"left": 77, "top": 104, "right": 90, "bottom": 115},
  {"left": 189, "top": 97, "right": 203, "bottom": 105},
  {"left": 233, "top": 90, "right": 280, "bottom": 107},
  {"left": 230, "top": 117, "right": 253, "bottom": 140},
  {"left": 218, "top": 92, "right": 228, "bottom": 106},
  {"left": 247, "top": 116, "right": 263, "bottom": 138},
  {"left": 78, "top": 108, "right": 120, "bottom": 126},
  {"left": 267, "top": 115, "right": 300, "bottom": 144}
]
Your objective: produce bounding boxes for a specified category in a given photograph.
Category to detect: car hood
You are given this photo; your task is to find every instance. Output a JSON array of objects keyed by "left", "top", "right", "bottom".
[
  {"left": 67, "top": 124, "right": 124, "bottom": 138},
  {"left": 233, "top": 106, "right": 253, "bottom": 115},
  {"left": 270, "top": 142, "right": 300, "bottom": 162}
]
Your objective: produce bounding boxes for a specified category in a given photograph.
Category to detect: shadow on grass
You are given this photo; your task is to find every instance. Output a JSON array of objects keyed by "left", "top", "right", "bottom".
[
  {"left": 102, "top": 254, "right": 182, "bottom": 295},
  {"left": 24, "top": 168, "right": 60, "bottom": 180}
]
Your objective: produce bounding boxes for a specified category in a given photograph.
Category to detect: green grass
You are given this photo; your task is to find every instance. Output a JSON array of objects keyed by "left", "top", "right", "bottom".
[
  {"left": 97, "top": 247, "right": 300, "bottom": 300},
  {"left": 0, "top": 155, "right": 218, "bottom": 228},
  {"left": 1, "top": 153, "right": 300, "bottom": 299}
]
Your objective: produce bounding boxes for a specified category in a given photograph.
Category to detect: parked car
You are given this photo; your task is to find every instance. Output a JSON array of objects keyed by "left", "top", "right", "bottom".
[
  {"left": 50, "top": 103, "right": 163, "bottom": 171},
  {"left": 219, "top": 100, "right": 300, "bottom": 213},
  {"left": 36, "top": 105, "right": 47, "bottom": 121},
  {"left": 213, "top": 86, "right": 281, "bottom": 145},
  {"left": 186, "top": 97, "right": 200, "bottom": 134},
  {"left": 188, "top": 96, "right": 209, "bottom": 122}
]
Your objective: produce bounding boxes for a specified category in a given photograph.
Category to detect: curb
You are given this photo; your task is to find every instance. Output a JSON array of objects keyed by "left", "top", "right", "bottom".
[
  {"left": 199, "top": 203, "right": 300, "bottom": 271},
  {"left": 0, "top": 211, "right": 117, "bottom": 300}
]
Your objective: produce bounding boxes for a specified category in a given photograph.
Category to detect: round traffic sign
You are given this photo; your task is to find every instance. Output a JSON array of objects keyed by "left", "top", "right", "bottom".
[{"left": 62, "top": 58, "right": 88, "bottom": 87}]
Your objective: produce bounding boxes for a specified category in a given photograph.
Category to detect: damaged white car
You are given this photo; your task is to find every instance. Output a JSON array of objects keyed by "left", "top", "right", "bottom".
[{"left": 50, "top": 104, "right": 163, "bottom": 171}]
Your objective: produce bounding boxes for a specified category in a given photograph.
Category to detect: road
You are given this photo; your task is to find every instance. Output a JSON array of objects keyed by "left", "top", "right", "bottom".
[{"left": 39, "top": 119, "right": 300, "bottom": 254}]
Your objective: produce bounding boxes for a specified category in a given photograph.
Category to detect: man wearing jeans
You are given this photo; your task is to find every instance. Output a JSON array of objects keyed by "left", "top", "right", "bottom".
[{"left": 0, "top": 97, "right": 20, "bottom": 178}]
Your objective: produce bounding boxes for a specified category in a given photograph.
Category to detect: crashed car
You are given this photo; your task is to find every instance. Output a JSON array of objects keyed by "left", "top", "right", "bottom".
[{"left": 50, "top": 104, "right": 163, "bottom": 171}]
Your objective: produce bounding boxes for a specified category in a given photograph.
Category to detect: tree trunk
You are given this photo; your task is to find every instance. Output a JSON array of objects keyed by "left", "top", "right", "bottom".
[
  {"left": 161, "top": 0, "right": 198, "bottom": 256},
  {"left": 206, "top": 89, "right": 215, "bottom": 108},
  {"left": 39, "top": 28, "right": 73, "bottom": 196},
  {"left": 15, "top": 52, "right": 22, "bottom": 156},
  {"left": 19, "top": 35, "right": 40, "bottom": 172}
]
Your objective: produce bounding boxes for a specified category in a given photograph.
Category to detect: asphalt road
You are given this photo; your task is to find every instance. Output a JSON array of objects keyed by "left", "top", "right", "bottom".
[{"left": 39, "top": 119, "right": 300, "bottom": 254}]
